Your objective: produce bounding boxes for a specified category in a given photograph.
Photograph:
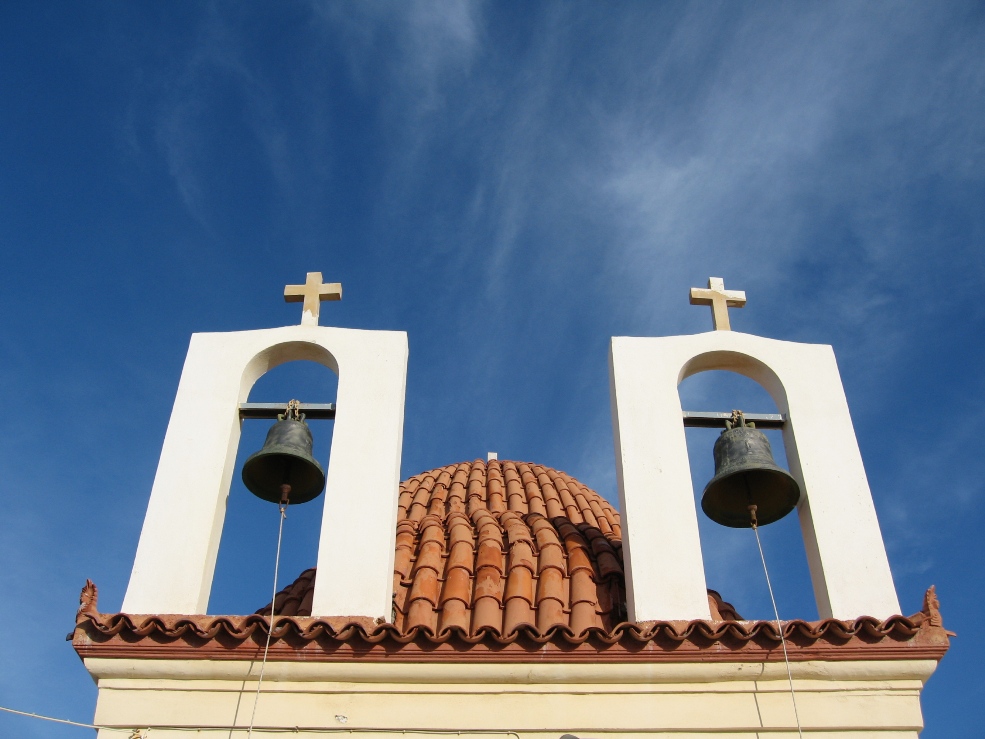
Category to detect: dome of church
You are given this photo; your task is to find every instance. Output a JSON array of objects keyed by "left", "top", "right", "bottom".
[{"left": 261, "top": 459, "right": 739, "bottom": 635}]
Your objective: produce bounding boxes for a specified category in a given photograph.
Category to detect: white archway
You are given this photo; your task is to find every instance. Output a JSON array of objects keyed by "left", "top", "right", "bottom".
[
  {"left": 123, "top": 325, "right": 408, "bottom": 619},
  {"left": 610, "top": 331, "right": 899, "bottom": 621}
]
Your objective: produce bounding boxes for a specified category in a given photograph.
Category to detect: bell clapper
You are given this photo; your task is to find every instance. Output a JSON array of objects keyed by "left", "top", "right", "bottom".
[{"left": 748, "top": 503, "right": 758, "bottom": 529}]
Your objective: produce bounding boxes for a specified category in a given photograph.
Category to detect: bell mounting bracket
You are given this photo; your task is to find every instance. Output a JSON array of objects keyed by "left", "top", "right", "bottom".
[{"left": 239, "top": 402, "right": 337, "bottom": 420}]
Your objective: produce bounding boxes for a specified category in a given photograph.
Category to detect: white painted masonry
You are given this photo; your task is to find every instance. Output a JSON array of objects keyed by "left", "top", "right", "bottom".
[
  {"left": 122, "top": 325, "right": 408, "bottom": 619},
  {"left": 610, "top": 331, "right": 900, "bottom": 622}
]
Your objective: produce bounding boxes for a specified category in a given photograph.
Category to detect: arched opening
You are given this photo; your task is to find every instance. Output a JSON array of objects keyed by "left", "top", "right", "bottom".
[
  {"left": 678, "top": 369, "right": 817, "bottom": 621},
  {"left": 208, "top": 359, "right": 338, "bottom": 615}
]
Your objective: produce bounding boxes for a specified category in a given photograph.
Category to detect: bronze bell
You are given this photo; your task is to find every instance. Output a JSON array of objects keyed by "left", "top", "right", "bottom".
[
  {"left": 701, "top": 412, "right": 801, "bottom": 528},
  {"left": 241, "top": 402, "right": 325, "bottom": 505}
]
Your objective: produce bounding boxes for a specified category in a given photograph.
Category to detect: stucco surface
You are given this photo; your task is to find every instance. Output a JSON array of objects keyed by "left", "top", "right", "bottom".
[{"left": 87, "top": 658, "right": 934, "bottom": 738}]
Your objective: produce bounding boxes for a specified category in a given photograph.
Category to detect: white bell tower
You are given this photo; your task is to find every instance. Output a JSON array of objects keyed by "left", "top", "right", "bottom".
[
  {"left": 610, "top": 277, "right": 900, "bottom": 622},
  {"left": 123, "top": 274, "right": 408, "bottom": 621}
]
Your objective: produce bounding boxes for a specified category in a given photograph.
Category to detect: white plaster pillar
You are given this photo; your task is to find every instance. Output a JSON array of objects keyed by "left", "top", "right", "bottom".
[
  {"left": 610, "top": 331, "right": 900, "bottom": 621},
  {"left": 609, "top": 340, "right": 712, "bottom": 621},
  {"left": 123, "top": 325, "right": 408, "bottom": 620}
]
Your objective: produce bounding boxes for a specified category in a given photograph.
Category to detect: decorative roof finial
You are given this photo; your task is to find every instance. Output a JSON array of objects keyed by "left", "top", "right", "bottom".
[
  {"left": 284, "top": 272, "right": 342, "bottom": 326},
  {"left": 689, "top": 277, "right": 746, "bottom": 331}
]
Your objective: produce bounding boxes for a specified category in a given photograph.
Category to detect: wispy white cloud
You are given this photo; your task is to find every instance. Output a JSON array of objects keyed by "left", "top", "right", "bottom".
[
  {"left": 309, "top": 0, "right": 482, "bottom": 115},
  {"left": 149, "top": 9, "right": 296, "bottom": 230},
  {"left": 294, "top": 6, "right": 981, "bottom": 550},
  {"left": 126, "top": 0, "right": 985, "bottom": 520}
]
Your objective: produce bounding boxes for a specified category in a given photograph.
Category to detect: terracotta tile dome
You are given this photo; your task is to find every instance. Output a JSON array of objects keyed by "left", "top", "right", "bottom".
[{"left": 261, "top": 459, "right": 740, "bottom": 635}]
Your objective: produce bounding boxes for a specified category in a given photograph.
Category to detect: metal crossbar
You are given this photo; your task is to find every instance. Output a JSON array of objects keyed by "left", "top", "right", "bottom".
[
  {"left": 239, "top": 403, "right": 336, "bottom": 420},
  {"left": 682, "top": 411, "right": 785, "bottom": 429}
]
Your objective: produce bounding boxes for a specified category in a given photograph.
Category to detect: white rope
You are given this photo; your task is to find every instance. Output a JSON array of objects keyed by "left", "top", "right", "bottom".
[
  {"left": 0, "top": 704, "right": 130, "bottom": 732},
  {"left": 0, "top": 705, "right": 526, "bottom": 736},
  {"left": 751, "top": 521, "right": 804, "bottom": 738},
  {"left": 247, "top": 499, "right": 288, "bottom": 738}
]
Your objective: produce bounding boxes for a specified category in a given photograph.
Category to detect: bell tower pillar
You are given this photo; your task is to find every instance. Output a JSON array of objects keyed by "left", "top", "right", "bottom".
[
  {"left": 609, "top": 279, "right": 899, "bottom": 622},
  {"left": 123, "top": 277, "right": 408, "bottom": 621}
]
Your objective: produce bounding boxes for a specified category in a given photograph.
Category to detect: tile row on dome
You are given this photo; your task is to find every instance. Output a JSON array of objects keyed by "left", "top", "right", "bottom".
[{"left": 398, "top": 460, "right": 622, "bottom": 532}]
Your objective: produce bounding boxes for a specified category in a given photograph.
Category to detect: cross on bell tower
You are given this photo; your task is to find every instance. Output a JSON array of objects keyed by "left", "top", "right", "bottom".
[
  {"left": 689, "top": 277, "right": 746, "bottom": 331},
  {"left": 284, "top": 272, "right": 342, "bottom": 326}
]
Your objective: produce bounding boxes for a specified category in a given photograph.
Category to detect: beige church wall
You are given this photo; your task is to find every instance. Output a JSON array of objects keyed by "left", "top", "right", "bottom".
[
  {"left": 95, "top": 732, "right": 924, "bottom": 739},
  {"left": 86, "top": 658, "right": 935, "bottom": 738}
]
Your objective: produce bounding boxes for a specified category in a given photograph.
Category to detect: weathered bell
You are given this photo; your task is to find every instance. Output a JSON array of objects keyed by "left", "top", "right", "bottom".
[
  {"left": 700, "top": 414, "right": 800, "bottom": 528},
  {"left": 241, "top": 410, "right": 325, "bottom": 505}
]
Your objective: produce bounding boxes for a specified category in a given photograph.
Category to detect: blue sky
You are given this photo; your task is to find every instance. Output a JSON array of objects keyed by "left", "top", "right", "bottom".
[{"left": 1, "top": 2, "right": 983, "bottom": 736}]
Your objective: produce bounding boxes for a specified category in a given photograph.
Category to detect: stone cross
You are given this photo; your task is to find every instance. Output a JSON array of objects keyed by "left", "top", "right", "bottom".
[
  {"left": 284, "top": 272, "right": 342, "bottom": 326},
  {"left": 689, "top": 277, "right": 746, "bottom": 331}
]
